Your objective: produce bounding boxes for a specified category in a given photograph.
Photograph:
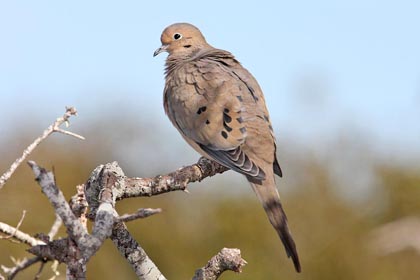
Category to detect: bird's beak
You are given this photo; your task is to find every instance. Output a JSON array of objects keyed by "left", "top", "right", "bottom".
[{"left": 153, "top": 45, "right": 168, "bottom": 57}]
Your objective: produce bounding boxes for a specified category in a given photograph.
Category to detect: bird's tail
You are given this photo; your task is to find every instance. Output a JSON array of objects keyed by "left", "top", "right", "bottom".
[{"left": 250, "top": 177, "right": 301, "bottom": 272}]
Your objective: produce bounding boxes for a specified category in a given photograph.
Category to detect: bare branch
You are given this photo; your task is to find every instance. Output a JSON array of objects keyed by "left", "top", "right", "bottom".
[
  {"left": 121, "top": 157, "right": 228, "bottom": 199},
  {"left": 54, "top": 128, "right": 85, "bottom": 140},
  {"left": 27, "top": 161, "right": 111, "bottom": 266},
  {"left": 119, "top": 208, "right": 162, "bottom": 222},
  {"left": 65, "top": 238, "right": 86, "bottom": 280},
  {"left": 111, "top": 222, "right": 166, "bottom": 280},
  {"left": 34, "top": 260, "right": 46, "bottom": 280},
  {"left": 193, "top": 248, "right": 247, "bottom": 280},
  {"left": 0, "top": 106, "right": 83, "bottom": 189},
  {"left": 85, "top": 162, "right": 166, "bottom": 279},
  {"left": 0, "top": 106, "right": 246, "bottom": 279},
  {"left": 49, "top": 260, "right": 60, "bottom": 280},
  {"left": 0, "top": 222, "right": 45, "bottom": 246},
  {"left": 85, "top": 166, "right": 119, "bottom": 259},
  {"left": 0, "top": 210, "right": 26, "bottom": 241},
  {"left": 1, "top": 257, "right": 43, "bottom": 280},
  {"left": 48, "top": 214, "right": 62, "bottom": 240},
  {"left": 28, "top": 238, "right": 69, "bottom": 263},
  {"left": 27, "top": 161, "right": 89, "bottom": 247}
]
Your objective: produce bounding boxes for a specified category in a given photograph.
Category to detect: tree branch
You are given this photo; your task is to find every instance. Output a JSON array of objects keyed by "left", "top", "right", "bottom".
[
  {"left": 0, "top": 222, "right": 45, "bottom": 246},
  {"left": 27, "top": 161, "right": 92, "bottom": 279},
  {"left": 27, "top": 161, "right": 89, "bottom": 247},
  {"left": 111, "top": 222, "right": 166, "bottom": 280},
  {"left": 118, "top": 208, "right": 162, "bottom": 223},
  {"left": 0, "top": 106, "right": 84, "bottom": 190},
  {"left": 3, "top": 133, "right": 240, "bottom": 280},
  {"left": 120, "top": 157, "right": 228, "bottom": 199},
  {"left": 0, "top": 210, "right": 28, "bottom": 243},
  {"left": 1, "top": 256, "right": 43, "bottom": 280},
  {"left": 193, "top": 248, "right": 247, "bottom": 280},
  {"left": 85, "top": 162, "right": 166, "bottom": 279},
  {"left": 48, "top": 214, "right": 62, "bottom": 240}
]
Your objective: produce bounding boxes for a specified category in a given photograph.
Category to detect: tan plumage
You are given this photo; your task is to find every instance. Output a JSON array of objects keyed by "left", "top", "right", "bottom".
[{"left": 154, "top": 23, "right": 301, "bottom": 272}]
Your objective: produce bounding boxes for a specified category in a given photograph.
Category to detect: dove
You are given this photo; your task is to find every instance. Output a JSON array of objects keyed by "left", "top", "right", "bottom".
[{"left": 154, "top": 23, "right": 301, "bottom": 272}]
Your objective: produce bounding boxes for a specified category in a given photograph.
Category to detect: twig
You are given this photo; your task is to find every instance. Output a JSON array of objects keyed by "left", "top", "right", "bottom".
[
  {"left": 1, "top": 257, "right": 43, "bottom": 280},
  {"left": 192, "top": 248, "right": 247, "bottom": 280},
  {"left": 119, "top": 208, "right": 162, "bottom": 222},
  {"left": 1, "top": 210, "right": 26, "bottom": 241},
  {"left": 0, "top": 106, "right": 83, "bottom": 189},
  {"left": 0, "top": 222, "right": 45, "bottom": 246},
  {"left": 54, "top": 128, "right": 84, "bottom": 140},
  {"left": 49, "top": 260, "right": 60, "bottom": 280},
  {"left": 34, "top": 259, "right": 46, "bottom": 280},
  {"left": 48, "top": 214, "right": 62, "bottom": 240}
]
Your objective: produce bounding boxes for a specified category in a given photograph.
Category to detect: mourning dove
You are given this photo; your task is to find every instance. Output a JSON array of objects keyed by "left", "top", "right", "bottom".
[{"left": 154, "top": 23, "right": 301, "bottom": 272}]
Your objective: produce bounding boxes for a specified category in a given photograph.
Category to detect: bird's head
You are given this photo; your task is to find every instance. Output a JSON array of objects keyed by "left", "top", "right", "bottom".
[{"left": 154, "top": 23, "right": 210, "bottom": 58}]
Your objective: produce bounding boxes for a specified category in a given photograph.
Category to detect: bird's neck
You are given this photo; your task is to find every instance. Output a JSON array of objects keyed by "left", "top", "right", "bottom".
[{"left": 164, "top": 48, "right": 238, "bottom": 78}]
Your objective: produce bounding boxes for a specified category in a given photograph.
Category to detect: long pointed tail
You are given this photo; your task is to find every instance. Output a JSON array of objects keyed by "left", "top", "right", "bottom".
[{"left": 250, "top": 178, "right": 301, "bottom": 272}]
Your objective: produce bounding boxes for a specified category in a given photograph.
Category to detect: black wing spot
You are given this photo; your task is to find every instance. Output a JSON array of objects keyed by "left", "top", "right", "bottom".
[
  {"left": 236, "top": 117, "right": 243, "bottom": 123},
  {"left": 240, "top": 127, "right": 246, "bottom": 134},
  {"left": 236, "top": 95, "right": 243, "bottom": 102},
  {"left": 222, "top": 110, "right": 233, "bottom": 132},
  {"left": 197, "top": 106, "right": 207, "bottom": 115},
  {"left": 223, "top": 112, "right": 232, "bottom": 123},
  {"left": 223, "top": 122, "right": 232, "bottom": 132},
  {"left": 206, "top": 120, "right": 210, "bottom": 125},
  {"left": 221, "top": 131, "right": 228, "bottom": 139}
]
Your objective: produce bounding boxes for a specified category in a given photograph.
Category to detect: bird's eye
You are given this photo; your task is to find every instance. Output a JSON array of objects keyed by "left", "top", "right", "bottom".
[{"left": 173, "top": 33, "right": 182, "bottom": 40}]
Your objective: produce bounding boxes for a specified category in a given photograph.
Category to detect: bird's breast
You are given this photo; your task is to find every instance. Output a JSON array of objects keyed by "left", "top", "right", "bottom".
[{"left": 164, "top": 81, "right": 205, "bottom": 131}]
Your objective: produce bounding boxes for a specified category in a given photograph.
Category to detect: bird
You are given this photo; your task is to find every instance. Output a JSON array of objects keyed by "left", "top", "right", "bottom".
[{"left": 154, "top": 22, "right": 301, "bottom": 272}]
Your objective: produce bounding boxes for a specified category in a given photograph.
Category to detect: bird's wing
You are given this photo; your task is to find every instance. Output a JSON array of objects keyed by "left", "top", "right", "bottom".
[{"left": 164, "top": 51, "right": 267, "bottom": 181}]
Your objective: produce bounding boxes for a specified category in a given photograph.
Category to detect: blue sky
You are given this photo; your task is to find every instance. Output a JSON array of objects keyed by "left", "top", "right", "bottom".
[{"left": 1, "top": 0, "right": 419, "bottom": 159}]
